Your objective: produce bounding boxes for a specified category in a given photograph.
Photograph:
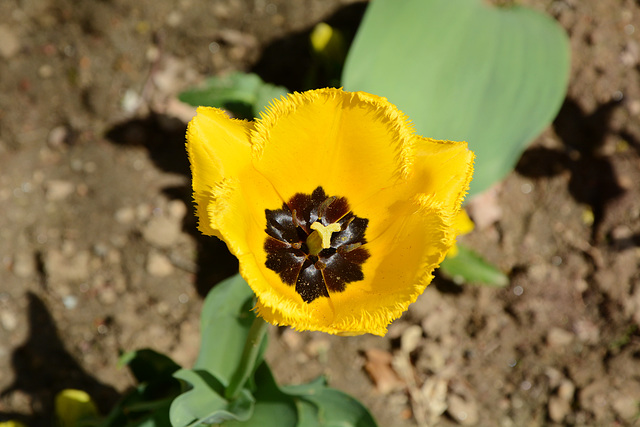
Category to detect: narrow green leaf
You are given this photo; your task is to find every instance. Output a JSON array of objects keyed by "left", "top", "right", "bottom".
[
  {"left": 179, "top": 72, "right": 288, "bottom": 119},
  {"left": 440, "top": 245, "right": 509, "bottom": 287},
  {"left": 343, "top": 0, "right": 570, "bottom": 196}
]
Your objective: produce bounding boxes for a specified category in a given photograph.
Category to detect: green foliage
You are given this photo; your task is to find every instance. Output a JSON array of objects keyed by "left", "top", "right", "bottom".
[
  {"left": 179, "top": 72, "right": 288, "bottom": 120},
  {"left": 98, "top": 275, "right": 377, "bottom": 426},
  {"left": 170, "top": 370, "right": 254, "bottom": 426},
  {"left": 342, "top": 0, "right": 570, "bottom": 197},
  {"left": 169, "top": 274, "right": 378, "bottom": 427},
  {"left": 192, "top": 274, "right": 262, "bottom": 385},
  {"left": 99, "top": 350, "right": 182, "bottom": 427},
  {"left": 440, "top": 245, "right": 509, "bottom": 287}
]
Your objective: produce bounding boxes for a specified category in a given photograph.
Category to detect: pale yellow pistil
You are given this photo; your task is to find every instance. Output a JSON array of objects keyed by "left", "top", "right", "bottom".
[{"left": 306, "top": 222, "right": 341, "bottom": 256}]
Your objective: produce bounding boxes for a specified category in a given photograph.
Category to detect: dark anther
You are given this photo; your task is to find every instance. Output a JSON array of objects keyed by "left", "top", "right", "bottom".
[
  {"left": 291, "top": 208, "right": 301, "bottom": 228},
  {"left": 337, "top": 242, "right": 362, "bottom": 254},
  {"left": 317, "top": 196, "right": 336, "bottom": 219},
  {"left": 264, "top": 186, "right": 370, "bottom": 303}
]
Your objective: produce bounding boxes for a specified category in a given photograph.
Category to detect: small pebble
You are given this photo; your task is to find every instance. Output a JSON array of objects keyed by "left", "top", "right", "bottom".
[
  {"left": 114, "top": 206, "right": 136, "bottom": 224},
  {"left": 547, "top": 327, "right": 574, "bottom": 347},
  {"left": 0, "top": 25, "right": 21, "bottom": 58},
  {"left": 98, "top": 287, "right": 118, "bottom": 305},
  {"left": 612, "top": 393, "right": 639, "bottom": 421},
  {"left": 548, "top": 395, "right": 571, "bottom": 423},
  {"left": 557, "top": 380, "right": 575, "bottom": 401},
  {"left": 45, "top": 179, "right": 74, "bottom": 201},
  {"left": 63, "top": 295, "right": 78, "bottom": 309},
  {"left": 167, "top": 200, "right": 187, "bottom": 220},
  {"left": 12, "top": 252, "right": 35, "bottom": 278},
  {"left": 0, "top": 310, "right": 18, "bottom": 331},
  {"left": 447, "top": 393, "right": 479, "bottom": 426},
  {"left": 146, "top": 251, "right": 174, "bottom": 277},
  {"left": 400, "top": 324, "right": 423, "bottom": 353},
  {"left": 143, "top": 216, "right": 181, "bottom": 248},
  {"left": 38, "top": 64, "right": 54, "bottom": 78},
  {"left": 48, "top": 126, "right": 69, "bottom": 149}
]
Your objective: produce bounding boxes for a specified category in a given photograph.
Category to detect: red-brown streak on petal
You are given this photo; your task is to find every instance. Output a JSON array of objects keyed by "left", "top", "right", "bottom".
[{"left": 323, "top": 196, "right": 350, "bottom": 224}]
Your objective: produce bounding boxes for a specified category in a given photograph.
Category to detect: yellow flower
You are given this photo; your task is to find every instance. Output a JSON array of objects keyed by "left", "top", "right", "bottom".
[
  {"left": 446, "top": 209, "right": 475, "bottom": 258},
  {"left": 187, "top": 88, "right": 474, "bottom": 336}
]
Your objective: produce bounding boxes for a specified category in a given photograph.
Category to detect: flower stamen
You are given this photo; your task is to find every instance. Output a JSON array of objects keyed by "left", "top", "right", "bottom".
[
  {"left": 307, "top": 222, "right": 341, "bottom": 255},
  {"left": 264, "top": 186, "right": 370, "bottom": 303}
]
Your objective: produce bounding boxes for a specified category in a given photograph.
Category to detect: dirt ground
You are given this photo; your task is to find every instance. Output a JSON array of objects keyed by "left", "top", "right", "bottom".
[{"left": 1, "top": 0, "right": 640, "bottom": 426}]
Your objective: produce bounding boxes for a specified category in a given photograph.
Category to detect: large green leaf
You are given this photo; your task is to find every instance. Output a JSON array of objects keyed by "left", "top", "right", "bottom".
[
  {"left": 342, "top": 0, "right": 570, "bottom": 196},
  {"left": 194, "top": 273, "right": 258, "bottom": 385}
]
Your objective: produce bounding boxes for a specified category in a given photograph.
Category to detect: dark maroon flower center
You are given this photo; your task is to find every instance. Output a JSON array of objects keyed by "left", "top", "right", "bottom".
[{"left": 264, "top": 186, "right": 370, "bottom": 303}]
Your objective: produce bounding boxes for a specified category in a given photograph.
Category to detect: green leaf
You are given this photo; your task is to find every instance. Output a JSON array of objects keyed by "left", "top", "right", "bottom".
[
  {"left": 171, "top": 275, "right": 377, "bottom": 427},
  {"left": 223, "top": 363, "right": 298, "bottom": 427},
  {"left": 194, "top": 273, "right": 258, "bottom": 385},
  {"left": 342, "top": 0, "right": 570, "bottom": 196},
  {"left": 170, "top": 275, "right": 268, "bottom": 426},
  {"left": 179, "top": 72, "right": 288, "bottom": 119},
  {"left": 98, "top": 350, "right": 181, "bottom": 427},
  {"left": 226, "top": 363, "right": 377, "bottom": 427},
  {"left": 284, "top": 381, "right": 378, "bottom": 427},
  {"left": 118, "top": 349, "right": 181, "bottom": 384},
  {"left": 170, "top": 369, "right": 254, "bottom": 427},
  {"left": 440, "top": 244, "right": 508, "bottom": 287}
]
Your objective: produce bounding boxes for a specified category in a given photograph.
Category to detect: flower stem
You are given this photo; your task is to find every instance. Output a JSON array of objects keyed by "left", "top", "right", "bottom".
[{"left": 225, "top": 315, "right": 268, "bottom": 400}]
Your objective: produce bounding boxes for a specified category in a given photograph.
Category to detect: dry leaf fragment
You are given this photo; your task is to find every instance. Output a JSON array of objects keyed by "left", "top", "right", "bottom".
[{"left": 363, "top": 348, "right": 405, "bottom": 394}]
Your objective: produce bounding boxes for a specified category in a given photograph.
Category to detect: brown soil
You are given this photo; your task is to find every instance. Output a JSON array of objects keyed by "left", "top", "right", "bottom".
[{"left": 1, "top": 0, "right": 640, "bottom": 426}]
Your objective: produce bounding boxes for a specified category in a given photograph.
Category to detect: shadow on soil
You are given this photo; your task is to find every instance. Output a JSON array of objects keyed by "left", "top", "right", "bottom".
[
  {"left": 252, "top": 2, "right": 367, "bottom": 91},
  {"left": 105, "top": 113, "right": 239, "bottom": 297},
  {"left": 516, "top": 97, "right": 629, "bottom": 243},
  {"left": 0, "top": 293, "right": 120, "bottom": 426},
  {"left": 103, "top": 2, "right": 368, "bottom": 297}
]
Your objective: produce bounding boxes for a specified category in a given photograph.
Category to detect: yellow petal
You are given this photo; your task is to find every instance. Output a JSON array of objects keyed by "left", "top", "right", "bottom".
[
  {"left": 453, "top": 208, "right": 475, "bottom": 235},
  {"left": 352, "top": 137, "right": 474, "bottom": 244},
  {"left": 251, "top": 89, "right": 414, "bottom": 209},
  {"left": 186, "top": 88, "right": 475, "bottom": 336},
  {"left": 186, "top": 107, "right": 254, "bottom": 237}
]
